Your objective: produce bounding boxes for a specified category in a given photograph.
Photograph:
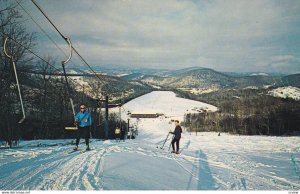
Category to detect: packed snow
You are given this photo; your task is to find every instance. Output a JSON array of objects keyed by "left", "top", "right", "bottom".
[
  {"left": 250, "top": 73, "right": 269, "bottom": 76},
  {"left": 268, "top": 86, "right": 300, "bottom": 101},
  {"left": 179, "top": 87, "right": 218, "bottom": 95},
  {"left": 1, "top": 91, "right": 300, "bottom": 190},
  {"left": 116, "top": 73, "right": 129, "bottom": 77}
]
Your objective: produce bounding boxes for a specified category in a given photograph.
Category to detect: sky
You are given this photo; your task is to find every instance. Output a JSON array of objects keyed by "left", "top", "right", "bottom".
[{"left": 18, "top": 0, "right": 300, "bottom": 73}]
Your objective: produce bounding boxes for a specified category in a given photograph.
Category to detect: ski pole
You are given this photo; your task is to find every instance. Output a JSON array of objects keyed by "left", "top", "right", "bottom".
[{"left": 160, "top": 132, "right": 170, "bottom": 149}]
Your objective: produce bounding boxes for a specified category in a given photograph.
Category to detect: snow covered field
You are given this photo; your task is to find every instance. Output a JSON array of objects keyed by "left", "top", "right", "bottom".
[
  {"left": 268, "top": 86, "right": 300, "bottom": 101},
  {"left": 1, "top": 91, "right": 300, "bottom": 190}
]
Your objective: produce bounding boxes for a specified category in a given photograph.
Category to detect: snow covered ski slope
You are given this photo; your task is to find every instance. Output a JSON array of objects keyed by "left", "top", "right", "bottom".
[{"left": 1, "top": 91, "right": 300, "bottom": 190}]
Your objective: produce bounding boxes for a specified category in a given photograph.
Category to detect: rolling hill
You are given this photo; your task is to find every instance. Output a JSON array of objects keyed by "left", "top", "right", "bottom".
[{"left": 121, "top": 67, "right": 298, "bottom": 91}]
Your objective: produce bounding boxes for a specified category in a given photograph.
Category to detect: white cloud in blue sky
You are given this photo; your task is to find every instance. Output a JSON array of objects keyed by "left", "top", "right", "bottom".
[{"left": 22, "top": 0, "right": 300, "bottom": 73}]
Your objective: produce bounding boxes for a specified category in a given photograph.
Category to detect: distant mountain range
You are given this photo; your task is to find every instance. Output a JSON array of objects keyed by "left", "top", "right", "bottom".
[
  {"left": 119, "top": 67, "right": 300, "bottom": 90},
  {"left": 24, "top": 67, "right": 153, "bottom": 103},
  {"left": 64, "top": 65, "right": 169, "bottom": 77},
  {"left": 65, "top": 66, "right": 300, "bottom": 97},
  {"left": 69, "top": 74, "right": 153, "bottom": 103}
]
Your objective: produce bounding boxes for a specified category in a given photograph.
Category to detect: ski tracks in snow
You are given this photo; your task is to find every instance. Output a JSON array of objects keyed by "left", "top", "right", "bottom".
[
  {"left": 1, "top": 138, "right": 300, "bottom": 190},
  {"left": 37, "top": 145, "right": 113, "bottom": 190},
  {"left": 0, "top": 147, "right": 73, "bottom": 190},
  {"left": 0, "top": 143, "right": 118, "bottom": 190},
  {"left": 206, "top": 141, "right": 300, "bottom": 190},
  {"left": 143, "top": 137, "right": 300, "bottom": 190}
]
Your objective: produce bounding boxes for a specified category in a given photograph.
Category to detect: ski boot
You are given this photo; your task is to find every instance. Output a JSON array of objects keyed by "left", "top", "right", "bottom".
[
  {"left": 73, "top": 145, "right": 78, "bottom": 151},
  {"left": 86, "top": 145, "right": 90, "bottom": 151}
]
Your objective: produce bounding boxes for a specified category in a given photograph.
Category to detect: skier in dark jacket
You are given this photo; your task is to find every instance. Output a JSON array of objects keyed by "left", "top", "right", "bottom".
[
  {"left": 170, "top": 120, "right": 182, "bottom": 154},
  {"left": 74, "top": 104, "right": 93, "bottom": 151}
]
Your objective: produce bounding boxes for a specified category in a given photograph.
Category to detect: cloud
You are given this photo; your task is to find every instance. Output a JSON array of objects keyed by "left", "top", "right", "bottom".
[
  {"left": 23, "top": 0, "right": 300, "bottom": 73},
  {"left": 271, "top": 55, "right": 299, "bottom": 63},
  {"left": 267, "top": 55, "right": 300, "bottom": 73}
]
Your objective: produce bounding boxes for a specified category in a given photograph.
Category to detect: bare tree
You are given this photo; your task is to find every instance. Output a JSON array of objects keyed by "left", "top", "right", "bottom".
[
  {"left": 35, "top": 56, "right": 56, "bottom": 138},
  {"left": 0, "top": 0, "right": 35, "bottom": 147}
]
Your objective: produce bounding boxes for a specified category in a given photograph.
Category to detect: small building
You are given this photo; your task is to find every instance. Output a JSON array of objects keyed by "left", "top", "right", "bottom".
[{"left": 130, "top": 113, "right": 159, "bottom": 118}]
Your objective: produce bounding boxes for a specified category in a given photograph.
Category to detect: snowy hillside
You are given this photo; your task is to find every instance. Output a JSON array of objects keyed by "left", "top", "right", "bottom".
[
  {"left": 250, "top": 73, "right": 269, "bottom": 76},
  {"left": 119, "top": 91, "right": 217, "bottom": 117},
  {"left": 1, "top": 91, "right": 300, "bottom": 190},
  {"left": 268, "top": 86, "right": 300, "bottom": 101},
  {"left": 115, "top": 91, "right": 218, "bottom": 140}
]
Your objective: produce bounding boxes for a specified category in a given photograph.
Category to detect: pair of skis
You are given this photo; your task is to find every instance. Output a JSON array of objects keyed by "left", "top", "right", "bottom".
[{"left": 66, "top": 149, "right": 91, "bottom": 154}]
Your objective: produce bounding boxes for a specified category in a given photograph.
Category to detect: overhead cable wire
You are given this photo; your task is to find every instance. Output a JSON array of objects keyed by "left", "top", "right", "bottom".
[
  {"left": 30, "top": 0, "right": 111, "bottom": 96},
  {"left": 6, "top": 4, "right": 90, "bottom": 90},
  {"left": 1, "top": 3, "right": 98, "bottom": 106},
  {"left": 0, "top": 30, "right": 85, "bottom": 89},
  {"left": 1, "top": 30, "right": 61, "bottom": 74},
  {"left": 14, "top": 0, "right": 78, "bottom": 66}
]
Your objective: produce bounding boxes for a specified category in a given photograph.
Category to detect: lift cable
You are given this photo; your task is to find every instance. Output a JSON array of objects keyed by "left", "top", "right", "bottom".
[
  {"left": 31, "top": 0, "right": 111, "bottom": 96},
  {"left": 0, "top": 30, "right": 87, "bottom": 92}
]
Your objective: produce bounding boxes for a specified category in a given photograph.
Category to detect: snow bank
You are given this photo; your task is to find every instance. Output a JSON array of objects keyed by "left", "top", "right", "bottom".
[{"left": 268, "top": 86, "right": 300, "bottom": 101}]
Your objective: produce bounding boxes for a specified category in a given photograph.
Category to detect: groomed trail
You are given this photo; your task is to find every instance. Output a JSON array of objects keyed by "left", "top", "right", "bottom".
[
  {"left": 1, "top": 135, "right": 300, "bottom": 190},
  {"left": 1, "top": 91, "right": 300, "bottom": 190},
  {"left": 0, "top": 140, "right": 202, "bottom": 190}
]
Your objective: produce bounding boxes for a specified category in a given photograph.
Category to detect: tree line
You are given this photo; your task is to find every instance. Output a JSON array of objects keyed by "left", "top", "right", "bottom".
[{"left": 181, "top": 88, "right": 300, "bottom": 136}]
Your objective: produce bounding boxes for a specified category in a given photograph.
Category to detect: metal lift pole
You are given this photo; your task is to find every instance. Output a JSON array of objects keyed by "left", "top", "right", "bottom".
[
  {"left": 105, "top": 95, "right": 109, "bottom": 139},
  {"left": 3, "top": 37, "right": 25, "bottom": 124}
]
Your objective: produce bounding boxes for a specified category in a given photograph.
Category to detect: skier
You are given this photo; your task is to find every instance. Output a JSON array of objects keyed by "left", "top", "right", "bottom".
[
  {"left": 170, "top": 120, "right": 182, "bottom": 154},
  {"left": 74, "top": 104, "right": 93, "bottom": 151},
  {"left": 121, "top": 126, "right": 126, "bottom": 141},
  {"left": 115, "top": 127, "right": 121, "bottom": 142}
]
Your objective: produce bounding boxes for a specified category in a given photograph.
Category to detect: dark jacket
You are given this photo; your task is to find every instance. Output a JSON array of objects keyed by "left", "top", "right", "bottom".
[{"left": 171, "top": 125, "right": 182, "bottom": 139}]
